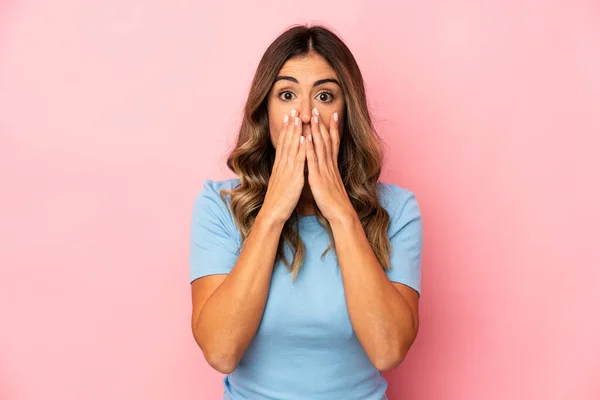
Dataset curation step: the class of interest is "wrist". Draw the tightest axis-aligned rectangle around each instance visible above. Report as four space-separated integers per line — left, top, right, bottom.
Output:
255 210 286 231
329 209 360 229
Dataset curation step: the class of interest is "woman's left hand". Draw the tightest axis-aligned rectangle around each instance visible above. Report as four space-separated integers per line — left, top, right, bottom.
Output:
305 108 356 223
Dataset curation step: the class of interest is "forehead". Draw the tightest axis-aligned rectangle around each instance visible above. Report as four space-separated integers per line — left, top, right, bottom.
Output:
277 54 338 82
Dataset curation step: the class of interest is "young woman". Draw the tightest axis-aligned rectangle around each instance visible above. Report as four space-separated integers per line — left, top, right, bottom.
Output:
189 24 423 400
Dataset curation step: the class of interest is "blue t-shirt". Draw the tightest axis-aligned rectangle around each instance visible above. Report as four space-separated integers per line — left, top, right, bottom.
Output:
189 178 423 400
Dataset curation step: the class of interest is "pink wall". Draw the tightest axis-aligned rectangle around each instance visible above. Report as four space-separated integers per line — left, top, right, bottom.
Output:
1 1 599 399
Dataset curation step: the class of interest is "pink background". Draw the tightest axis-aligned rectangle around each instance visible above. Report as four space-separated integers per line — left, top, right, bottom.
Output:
1 1 599 399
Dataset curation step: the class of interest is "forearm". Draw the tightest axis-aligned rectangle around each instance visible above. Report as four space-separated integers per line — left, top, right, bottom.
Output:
330 213 417 370
196 211 284 371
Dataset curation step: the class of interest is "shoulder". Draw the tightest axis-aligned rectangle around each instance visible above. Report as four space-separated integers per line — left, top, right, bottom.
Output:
194 177 241 208
376 181 420 216
199 177 242 198
191 177 242 237
376 181 422 237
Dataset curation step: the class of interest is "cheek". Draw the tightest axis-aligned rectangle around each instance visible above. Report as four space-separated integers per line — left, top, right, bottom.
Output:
271 133 282 150
268 115 278 147
270 124 278 146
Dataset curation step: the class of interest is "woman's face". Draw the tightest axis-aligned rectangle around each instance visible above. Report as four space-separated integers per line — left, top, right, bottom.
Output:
267 53 346 167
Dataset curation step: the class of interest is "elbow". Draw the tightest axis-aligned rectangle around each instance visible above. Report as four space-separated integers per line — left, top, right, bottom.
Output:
373 350 406 372
199 339 239 374
192 330 239 374
205 351 238 374
373 339 414 372
375 323 419 371
192 328 237 373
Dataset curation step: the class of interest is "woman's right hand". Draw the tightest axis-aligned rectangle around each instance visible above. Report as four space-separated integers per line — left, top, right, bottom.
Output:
259 110 307 225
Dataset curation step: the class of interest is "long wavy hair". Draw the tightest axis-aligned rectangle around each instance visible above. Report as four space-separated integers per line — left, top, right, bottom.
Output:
220 24 393 281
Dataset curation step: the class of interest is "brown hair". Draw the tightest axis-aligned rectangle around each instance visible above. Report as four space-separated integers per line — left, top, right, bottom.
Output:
221 23 392 280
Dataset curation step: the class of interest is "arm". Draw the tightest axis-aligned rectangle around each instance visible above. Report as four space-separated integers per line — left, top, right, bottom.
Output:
330 212 421 372
191 212 284 374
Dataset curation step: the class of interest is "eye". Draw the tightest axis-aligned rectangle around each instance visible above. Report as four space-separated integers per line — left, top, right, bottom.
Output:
277 90 295 101
317 92 334 102
276 90 335 103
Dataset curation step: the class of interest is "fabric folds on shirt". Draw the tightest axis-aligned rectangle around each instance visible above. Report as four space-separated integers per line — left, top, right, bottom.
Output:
189 178 423 400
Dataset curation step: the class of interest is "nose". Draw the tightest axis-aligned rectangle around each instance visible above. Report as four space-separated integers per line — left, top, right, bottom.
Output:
298 101 313 126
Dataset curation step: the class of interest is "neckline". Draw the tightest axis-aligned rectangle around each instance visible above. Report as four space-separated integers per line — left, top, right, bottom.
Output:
297 214 320 227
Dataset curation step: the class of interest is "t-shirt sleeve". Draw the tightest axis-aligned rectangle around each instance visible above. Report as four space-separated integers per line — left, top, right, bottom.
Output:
384 188 423 296
188 179 241 283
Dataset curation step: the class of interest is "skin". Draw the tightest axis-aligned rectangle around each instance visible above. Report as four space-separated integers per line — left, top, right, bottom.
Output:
191 51 420 375
266 52 346 216
265 52 420 370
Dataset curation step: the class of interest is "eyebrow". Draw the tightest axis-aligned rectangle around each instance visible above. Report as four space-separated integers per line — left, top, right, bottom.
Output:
274 75 341 88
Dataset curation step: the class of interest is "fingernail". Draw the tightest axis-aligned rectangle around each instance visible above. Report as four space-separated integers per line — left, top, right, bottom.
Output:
284 114 289 123
313 116 318 124
313 108 319 116
308 134 312 141
334 112 338 121
295 117 299 125
291 109 297 117
300 136 305 144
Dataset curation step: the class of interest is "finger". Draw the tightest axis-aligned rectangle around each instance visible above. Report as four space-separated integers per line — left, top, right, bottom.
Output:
289 115 302 159
305 131 318 173
275 112 292 166
329 112 340 167
275 113 290 152
310 112 326 171
314 108 332 160
281 109 297 161
296 132 306 169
